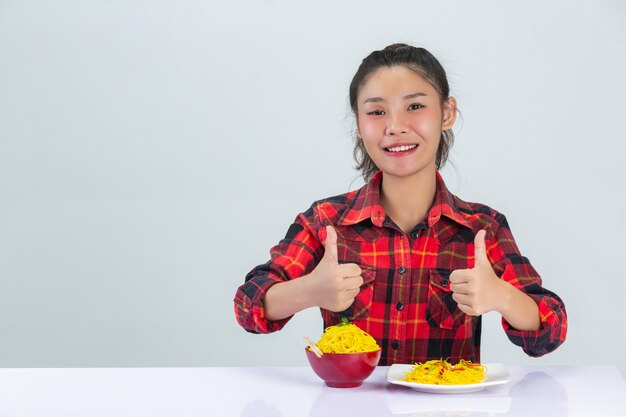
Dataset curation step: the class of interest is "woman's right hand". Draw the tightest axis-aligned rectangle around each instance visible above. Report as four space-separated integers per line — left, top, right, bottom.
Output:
308 226 363 312
262 226 363 321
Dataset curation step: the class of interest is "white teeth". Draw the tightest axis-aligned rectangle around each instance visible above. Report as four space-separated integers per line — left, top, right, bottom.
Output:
387 144 417 152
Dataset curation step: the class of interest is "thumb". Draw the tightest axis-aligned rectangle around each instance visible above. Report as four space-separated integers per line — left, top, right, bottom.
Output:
473 229 489 268
323 225 339 263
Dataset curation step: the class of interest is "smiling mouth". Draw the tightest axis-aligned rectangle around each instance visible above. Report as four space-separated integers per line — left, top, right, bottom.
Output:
385 144 418 153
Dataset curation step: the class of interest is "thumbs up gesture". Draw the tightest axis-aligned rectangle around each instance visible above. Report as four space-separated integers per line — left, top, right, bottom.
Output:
309 226 364 312
450 230 505 316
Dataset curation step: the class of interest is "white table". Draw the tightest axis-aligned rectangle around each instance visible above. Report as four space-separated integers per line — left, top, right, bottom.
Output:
0 365 625 416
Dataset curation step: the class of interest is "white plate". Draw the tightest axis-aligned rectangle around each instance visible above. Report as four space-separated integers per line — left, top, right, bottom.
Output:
386 363 510 394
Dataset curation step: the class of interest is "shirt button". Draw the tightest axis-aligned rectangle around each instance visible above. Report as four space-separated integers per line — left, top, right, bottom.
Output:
398 266 406 274
411 231 419 238
396 302 404 311
391 340 400 350
441 279 449 286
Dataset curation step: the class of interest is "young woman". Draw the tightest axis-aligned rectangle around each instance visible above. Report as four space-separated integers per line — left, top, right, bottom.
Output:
234 44 567 366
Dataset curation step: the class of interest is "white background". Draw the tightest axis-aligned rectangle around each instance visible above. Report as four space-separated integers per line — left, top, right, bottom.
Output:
1 0 625 376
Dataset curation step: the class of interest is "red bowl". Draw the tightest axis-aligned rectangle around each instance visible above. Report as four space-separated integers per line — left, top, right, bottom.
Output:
305 348 382 388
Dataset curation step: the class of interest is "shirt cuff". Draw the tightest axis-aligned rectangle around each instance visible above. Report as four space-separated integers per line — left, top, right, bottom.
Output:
234 277 292 334
501 295 566 357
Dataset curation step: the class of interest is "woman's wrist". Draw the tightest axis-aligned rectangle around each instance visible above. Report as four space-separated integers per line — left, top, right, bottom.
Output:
495 279 541 331
494 279 514 315
263 273 316 321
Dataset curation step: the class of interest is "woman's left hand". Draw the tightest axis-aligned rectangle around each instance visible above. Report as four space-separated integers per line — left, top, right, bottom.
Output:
449 230 506 316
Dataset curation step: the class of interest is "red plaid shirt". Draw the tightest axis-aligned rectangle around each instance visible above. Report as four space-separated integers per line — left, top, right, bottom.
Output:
234 171 567 365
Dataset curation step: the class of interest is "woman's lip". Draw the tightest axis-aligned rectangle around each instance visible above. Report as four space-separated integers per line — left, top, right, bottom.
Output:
383 144 419 157
384 143 418 149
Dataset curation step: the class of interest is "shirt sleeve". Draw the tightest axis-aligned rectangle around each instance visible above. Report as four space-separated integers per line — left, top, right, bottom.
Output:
233 206 324 334
488 213 568 357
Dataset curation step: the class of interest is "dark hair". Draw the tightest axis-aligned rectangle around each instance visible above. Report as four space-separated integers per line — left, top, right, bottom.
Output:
349 43 455 181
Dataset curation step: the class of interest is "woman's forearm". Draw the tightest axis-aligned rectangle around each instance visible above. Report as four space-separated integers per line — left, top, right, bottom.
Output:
497 280 541 331
262 274 316 321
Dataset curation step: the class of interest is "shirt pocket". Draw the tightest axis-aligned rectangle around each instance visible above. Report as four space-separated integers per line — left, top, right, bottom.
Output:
426 269 467 330
326 225 380 322
331 265 376 322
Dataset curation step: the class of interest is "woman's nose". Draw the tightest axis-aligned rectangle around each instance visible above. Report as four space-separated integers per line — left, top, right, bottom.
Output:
385 111 408 136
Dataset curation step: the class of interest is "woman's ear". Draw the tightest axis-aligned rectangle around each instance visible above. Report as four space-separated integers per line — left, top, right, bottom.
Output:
442 97 457 130
355 114 361 138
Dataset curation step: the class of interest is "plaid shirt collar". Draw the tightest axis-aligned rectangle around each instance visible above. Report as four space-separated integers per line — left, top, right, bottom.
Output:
337 170 472 231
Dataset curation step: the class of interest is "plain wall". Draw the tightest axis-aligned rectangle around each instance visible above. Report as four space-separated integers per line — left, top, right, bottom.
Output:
1 0 625 377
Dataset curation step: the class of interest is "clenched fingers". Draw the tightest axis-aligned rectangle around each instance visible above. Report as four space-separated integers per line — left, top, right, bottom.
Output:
450 281 470 295
452 292 470 305
343 275 364 290
339 263 362 278
452 293 480 316
449 269 470 284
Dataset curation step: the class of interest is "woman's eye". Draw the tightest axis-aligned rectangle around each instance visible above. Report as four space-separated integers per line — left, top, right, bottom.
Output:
408 103 424 111
367 110 385 116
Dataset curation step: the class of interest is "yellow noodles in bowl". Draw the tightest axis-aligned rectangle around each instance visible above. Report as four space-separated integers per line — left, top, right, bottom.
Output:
403 359 486 385
316 321 380 354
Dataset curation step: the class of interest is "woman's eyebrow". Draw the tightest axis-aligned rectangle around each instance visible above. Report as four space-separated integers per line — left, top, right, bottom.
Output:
404 92 427 100
362 96 384 104
362 92 427 104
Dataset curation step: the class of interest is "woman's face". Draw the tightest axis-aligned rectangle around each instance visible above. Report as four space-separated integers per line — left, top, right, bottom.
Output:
356 66 456 179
